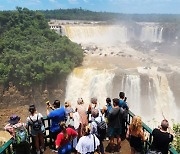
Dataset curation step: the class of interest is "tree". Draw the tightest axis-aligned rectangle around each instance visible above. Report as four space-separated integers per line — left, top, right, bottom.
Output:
173 123 180 153
0 8 83 91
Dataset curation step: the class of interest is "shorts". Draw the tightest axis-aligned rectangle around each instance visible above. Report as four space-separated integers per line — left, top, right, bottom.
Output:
31 125 45 136
108 127 122 137
58 142 72 154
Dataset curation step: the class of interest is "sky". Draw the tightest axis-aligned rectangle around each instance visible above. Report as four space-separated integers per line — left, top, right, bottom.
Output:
0 0 180 14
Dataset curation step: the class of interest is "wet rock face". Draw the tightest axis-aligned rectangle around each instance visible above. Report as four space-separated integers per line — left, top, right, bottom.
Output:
0 84 28 108
0 81 65 109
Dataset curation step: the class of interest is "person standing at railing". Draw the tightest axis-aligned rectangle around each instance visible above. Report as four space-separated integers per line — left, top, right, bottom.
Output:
102 97 112 141
27 104 45 154
149 119 174 154
76 98 88 138
126 115 147 154
88 97 103 123
91 109 106 154
55 121 78 154
119 91 129 140
4 115 30 154
106 98 124 153
102 97 112 122
64 101 74 128
46 100 66 151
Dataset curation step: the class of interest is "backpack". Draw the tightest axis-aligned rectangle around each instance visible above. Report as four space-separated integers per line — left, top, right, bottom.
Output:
105 105 112 117
15 126 28 144
122 108 128 120
95 117 107 140
29 114 42 131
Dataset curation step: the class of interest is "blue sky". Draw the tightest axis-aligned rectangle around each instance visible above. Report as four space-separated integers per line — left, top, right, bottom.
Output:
0 0 180 14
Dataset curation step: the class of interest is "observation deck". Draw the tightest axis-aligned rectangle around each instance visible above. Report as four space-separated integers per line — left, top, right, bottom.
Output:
0 111 178 154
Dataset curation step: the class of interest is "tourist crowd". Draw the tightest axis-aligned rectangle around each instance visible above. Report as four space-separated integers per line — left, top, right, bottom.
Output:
4 92 174 154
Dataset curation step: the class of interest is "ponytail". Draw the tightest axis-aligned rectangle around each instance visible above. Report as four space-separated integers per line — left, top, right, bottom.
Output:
60 122 68 139
84 125 91 136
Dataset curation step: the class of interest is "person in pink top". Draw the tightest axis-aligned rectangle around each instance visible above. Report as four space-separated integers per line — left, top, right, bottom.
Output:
76 98 88 138
55 122 78 154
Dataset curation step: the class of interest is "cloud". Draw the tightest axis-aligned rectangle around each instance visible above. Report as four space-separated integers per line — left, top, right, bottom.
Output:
83 0 89 2
108 0 176 6
49 0 57 2
68 0 78 4
28 0 41 4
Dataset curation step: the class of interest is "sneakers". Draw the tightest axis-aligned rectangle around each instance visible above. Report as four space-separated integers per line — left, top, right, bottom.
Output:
51 149 58 153
106 137 109 141
40 146 44 152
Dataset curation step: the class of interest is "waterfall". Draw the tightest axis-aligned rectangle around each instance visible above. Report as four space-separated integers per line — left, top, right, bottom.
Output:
121 75 141 115
64 25 129 44
63 22 179 127
151 73 178 122
65 68 115 108
65 66 179 126
140 25 163 43
64 24 164 44
137 67 178 126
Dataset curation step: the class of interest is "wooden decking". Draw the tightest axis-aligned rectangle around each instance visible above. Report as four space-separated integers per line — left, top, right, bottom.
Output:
44 139 131 154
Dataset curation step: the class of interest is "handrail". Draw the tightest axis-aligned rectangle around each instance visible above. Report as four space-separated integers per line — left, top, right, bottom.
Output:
0 110 178 154
127 110 178 154
0 138 14 154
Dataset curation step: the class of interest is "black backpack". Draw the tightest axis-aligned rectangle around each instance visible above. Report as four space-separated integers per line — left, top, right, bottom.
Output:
95 117 107 140
29 115 42 131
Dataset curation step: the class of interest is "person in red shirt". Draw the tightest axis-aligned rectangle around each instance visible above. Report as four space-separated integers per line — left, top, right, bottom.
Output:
55 121 78 154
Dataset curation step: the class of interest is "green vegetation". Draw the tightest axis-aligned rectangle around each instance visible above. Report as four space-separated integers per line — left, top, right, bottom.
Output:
41 8 180 23
0 7 83 90
173 123 180 153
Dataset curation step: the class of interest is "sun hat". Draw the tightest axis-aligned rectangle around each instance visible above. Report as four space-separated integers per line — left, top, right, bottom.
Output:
8 115 20 125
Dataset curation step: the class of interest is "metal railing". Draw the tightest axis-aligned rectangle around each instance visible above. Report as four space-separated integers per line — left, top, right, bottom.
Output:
126 110 178 154
0 111 178 154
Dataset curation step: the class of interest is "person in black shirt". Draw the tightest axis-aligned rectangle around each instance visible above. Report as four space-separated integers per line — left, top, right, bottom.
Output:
151 119 174 154
107 98 124 152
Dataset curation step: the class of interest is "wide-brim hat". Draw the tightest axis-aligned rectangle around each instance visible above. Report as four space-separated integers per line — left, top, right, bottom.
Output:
8 115 20 125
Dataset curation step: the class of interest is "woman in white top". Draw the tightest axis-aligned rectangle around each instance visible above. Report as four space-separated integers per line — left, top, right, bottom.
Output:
26 104 45 154
76 125 100 154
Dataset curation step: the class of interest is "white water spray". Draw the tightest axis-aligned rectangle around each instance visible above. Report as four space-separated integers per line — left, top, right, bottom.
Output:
65 68 115 109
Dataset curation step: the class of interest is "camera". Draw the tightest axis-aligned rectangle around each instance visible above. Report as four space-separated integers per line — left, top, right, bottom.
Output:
46 101 50 106
124 97 127 102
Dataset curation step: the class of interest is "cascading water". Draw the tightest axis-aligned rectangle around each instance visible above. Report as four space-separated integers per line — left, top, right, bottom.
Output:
121 75 141 115
65 68 115 108
64 25 129 44
63 22 179 127
64 23 163 44
140 26 163 43
137 67 178 126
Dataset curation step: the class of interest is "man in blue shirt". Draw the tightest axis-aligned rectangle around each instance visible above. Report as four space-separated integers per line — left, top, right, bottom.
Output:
119 92 128 110
46 100 66 150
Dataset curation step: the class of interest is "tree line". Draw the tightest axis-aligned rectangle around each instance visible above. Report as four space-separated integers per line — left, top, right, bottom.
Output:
40 8 180 23
0 7 83 91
